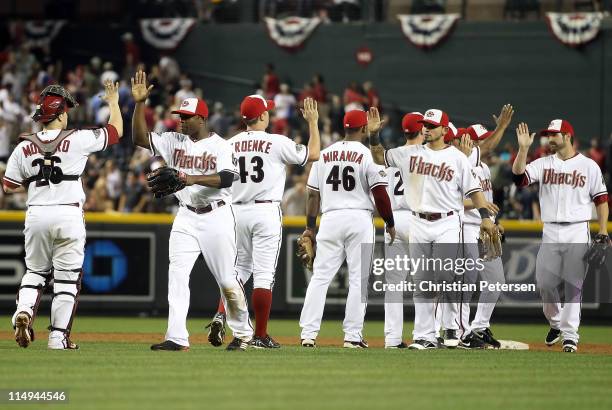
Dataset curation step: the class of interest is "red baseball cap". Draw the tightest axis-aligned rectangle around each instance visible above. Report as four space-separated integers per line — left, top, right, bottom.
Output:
443 122 458 143
401 112 423 133
419 109 450 127
540 119 574 137
467 124 493 141
172 98 209 118
240 95 275 120
344 110 368 129
455 127 467 139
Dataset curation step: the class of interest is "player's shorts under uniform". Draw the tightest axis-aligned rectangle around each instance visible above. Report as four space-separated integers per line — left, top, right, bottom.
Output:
300 141 386 342
519 152 607 343
383 167 411 347
460 160 504 336
228 130 309 290
3 126 119 348
149 131 253 346
384 144 481 344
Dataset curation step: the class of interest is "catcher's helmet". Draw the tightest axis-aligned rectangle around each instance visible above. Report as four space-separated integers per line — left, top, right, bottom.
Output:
32 85 78 123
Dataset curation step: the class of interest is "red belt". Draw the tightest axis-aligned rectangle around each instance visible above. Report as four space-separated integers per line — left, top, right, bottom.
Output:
186 200 226 214
412 211 454 221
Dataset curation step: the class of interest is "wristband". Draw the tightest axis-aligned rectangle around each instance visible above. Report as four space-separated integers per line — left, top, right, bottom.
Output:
478 208 491 219
306 216 317 230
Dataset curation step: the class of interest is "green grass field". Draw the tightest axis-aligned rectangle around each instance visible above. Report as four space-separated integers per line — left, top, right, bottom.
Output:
0 316 611 410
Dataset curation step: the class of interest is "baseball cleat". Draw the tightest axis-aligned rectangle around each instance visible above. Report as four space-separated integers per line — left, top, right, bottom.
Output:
150 340 189 351
442 329 460 348
301 338 316 348
545 328 561 346
458 332 486 349
14 312 33 348
385 342 408 349
250 335 281 349
562 340 577 353
205 312 226 347
473 328 501 349
408 340 438 350
226 337 249 351
343 340 369 349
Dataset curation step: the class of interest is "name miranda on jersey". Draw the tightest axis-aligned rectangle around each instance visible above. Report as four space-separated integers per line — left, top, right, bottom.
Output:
542 169 586 188
173 149 216 170
409 156 454 181
322 150 364 164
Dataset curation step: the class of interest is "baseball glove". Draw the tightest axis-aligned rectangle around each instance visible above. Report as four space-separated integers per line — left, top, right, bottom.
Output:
583 234 611 269
478 229 503 261
297 231 315 271
146 167 187 198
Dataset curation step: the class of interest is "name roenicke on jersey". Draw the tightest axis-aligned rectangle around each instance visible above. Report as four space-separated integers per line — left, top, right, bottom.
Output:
228 130 309 203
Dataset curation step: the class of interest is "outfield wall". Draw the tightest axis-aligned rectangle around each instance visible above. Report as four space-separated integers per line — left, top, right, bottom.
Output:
0 211 610 321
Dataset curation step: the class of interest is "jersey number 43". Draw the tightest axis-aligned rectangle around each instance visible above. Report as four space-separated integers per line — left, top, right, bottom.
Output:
238 156 264 183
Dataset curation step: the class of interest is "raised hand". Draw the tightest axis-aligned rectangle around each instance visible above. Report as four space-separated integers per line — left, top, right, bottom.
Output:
101 80 119 105
458 134 473 156
493 104 514 129
367 107 385 134
300 97 318 124
516 122 535 149
131 70 153 103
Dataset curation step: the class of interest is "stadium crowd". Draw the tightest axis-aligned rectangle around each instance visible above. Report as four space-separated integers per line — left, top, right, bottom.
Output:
0 42 610 219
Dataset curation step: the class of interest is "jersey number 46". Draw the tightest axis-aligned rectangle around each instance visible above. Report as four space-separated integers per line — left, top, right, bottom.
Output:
326 165 355 191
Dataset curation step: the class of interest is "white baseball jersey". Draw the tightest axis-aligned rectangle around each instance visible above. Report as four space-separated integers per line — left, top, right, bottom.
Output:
464 162 493 225
384 145 481 213
3 127 118 206
386 167 409 210
148 131 236 207
524 153 607 223
468 145 481 168
228 130 308 203
307 141 387 213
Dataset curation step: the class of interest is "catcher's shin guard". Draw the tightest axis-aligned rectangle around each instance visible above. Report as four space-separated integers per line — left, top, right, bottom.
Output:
12 267 52 345
49 269 82 348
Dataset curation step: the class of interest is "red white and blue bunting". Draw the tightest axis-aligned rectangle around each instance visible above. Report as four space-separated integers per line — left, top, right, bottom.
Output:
9 20 66 48
139 18 196 50
264 17 321 51
545 12 606 47
397 14 460 49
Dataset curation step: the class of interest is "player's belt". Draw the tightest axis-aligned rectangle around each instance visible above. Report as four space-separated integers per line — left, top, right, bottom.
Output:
28 203 80 208
411 211 454 221
233 200 278 205
185 200 226 214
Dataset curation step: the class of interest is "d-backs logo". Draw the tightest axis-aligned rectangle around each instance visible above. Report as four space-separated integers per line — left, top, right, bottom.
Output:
409 156 454 181
542 169 586 188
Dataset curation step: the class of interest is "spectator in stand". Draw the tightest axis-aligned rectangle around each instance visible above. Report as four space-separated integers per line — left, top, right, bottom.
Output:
122 32 141 66
298 82 315 102
273 83 296 135
282 175 308 216
0 113 9 163
363 81 380 110
588 138 606 171
101 61 119 86
532 135 551 159
343 81 367 112
105 160 122 210
174 77 196 103
510 184 541 220
262 63 280 99
312 74 327 103
209 102 231 137
118 171 149 212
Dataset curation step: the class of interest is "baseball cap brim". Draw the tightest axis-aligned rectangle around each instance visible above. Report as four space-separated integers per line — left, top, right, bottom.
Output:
171 109 198 116
477 131 493 140
539 128 561 136
419 119 445 127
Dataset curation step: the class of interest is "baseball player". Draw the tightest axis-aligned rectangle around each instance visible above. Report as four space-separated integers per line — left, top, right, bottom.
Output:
5 81 123 349
383 112 423 349
512 120 608 353
207 95 321 349
453 125 506 348
131 70 253 351
370 108 498 349
299 108 395 348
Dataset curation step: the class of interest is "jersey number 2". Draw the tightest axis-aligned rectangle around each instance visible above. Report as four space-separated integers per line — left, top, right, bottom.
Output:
394 170 404 195
238 156 264 183
326 165 355 191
